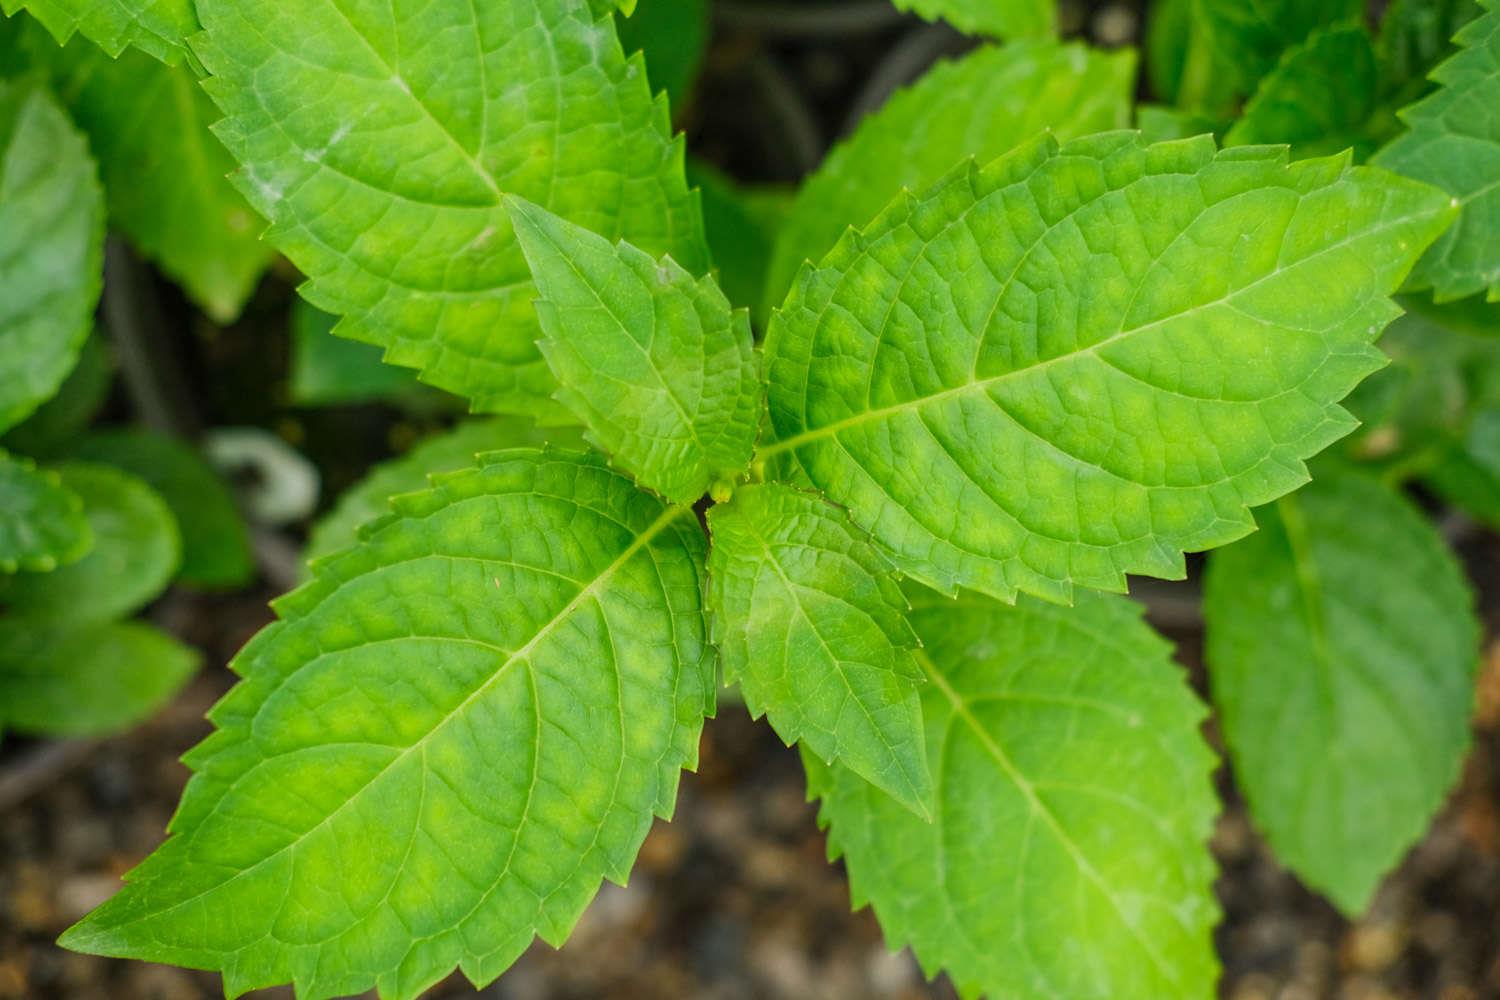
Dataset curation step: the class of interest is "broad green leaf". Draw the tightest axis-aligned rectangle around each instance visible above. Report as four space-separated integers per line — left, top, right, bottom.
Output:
70 429 252 590
1377 0 1484 97
1194 0 1363 87
0 0 195 64
288 300 426 407
1146 0 1240 113
1224 24 1382 158
0 618 198 736
63 450 713 999
0 450 89 573
304 417 584 567
762 132 1455 603
1204 470 1478 913
509 197 759 504
706 482 931 816
806 590 1219 999
890 0 1053 39
8 23 273 322
1373 0 1500 301
194 0 707 417
689 160 792 318
615 0 707 111
1 331 111 457
763 41 1134 316
0 462 178 623
0 79 103 434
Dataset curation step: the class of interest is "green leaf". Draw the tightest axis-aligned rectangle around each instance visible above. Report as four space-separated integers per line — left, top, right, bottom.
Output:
806 590 1219 999
1 331 112 457
0 618 198 737
0 462 179 623
1427 408 1500 523
763 41 1134 316
615 0 707 111
0 0 195 64
0 450 90 573
1204 470 1478 913
62 449 712 999
304 417 585 567
890 0 1053 39
288 300 427 407
1195 0 1363 87
508 197 759 504
706 482 931 817
1136 104 1226 144
1377 0 1484 97
0 79 103 435
1224 24 1382 158
194 0 707 417
9 24 273 322
1146 0 1240 113
69 429 252 590
1373 0 1500 301
762 132 1455 603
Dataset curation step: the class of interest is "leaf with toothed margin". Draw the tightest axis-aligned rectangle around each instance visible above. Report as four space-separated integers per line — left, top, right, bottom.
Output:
60 449 714 1000
706 482 932 817
761 131 1456 604
0 0 196 64
1374 0 1500 301
805 589 1221 999
1204 468 1479 914
508 197 759 504
0 451 90 574
0 79 103 435
191 0 708 419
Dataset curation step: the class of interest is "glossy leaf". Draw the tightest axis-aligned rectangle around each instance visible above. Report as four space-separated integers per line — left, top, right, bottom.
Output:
1374 0 1500 301
0 79 103 434
303 418 584 567
763 41 1134 316
0 450 90 573
762 132 1455 603
70 429 253 590
0 462 178 623
806 590 1219 999
194 0 707 416
63 450 713 999
0 0 195 63
891 0 1053 39
1204 470 1478 913
0 618 198 736
706 482 931 816
509 197 759 504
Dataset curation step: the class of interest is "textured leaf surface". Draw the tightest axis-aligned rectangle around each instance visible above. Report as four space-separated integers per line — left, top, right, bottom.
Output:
63 450 713 999
194 0 707 416
0 618 198 736
0 79 103 434
1204 470 1478 913
510 198 758 504
0 462 178 623
762 132 1455 602
763 42 1133 315
706 483 930 816
806 590 1219 999
10 24 274 321
70 430 252 590
891 0 1052 39
304 418 584 567
0 451 89 573
1225 24 1381 157
0 0 195 63
1374 0 1500 301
